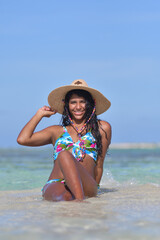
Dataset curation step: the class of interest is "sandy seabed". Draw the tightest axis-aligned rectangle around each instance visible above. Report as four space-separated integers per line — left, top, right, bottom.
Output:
0 184 160 240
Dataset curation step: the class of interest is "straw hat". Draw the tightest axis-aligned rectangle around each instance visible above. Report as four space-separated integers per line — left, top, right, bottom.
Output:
48 79 111 115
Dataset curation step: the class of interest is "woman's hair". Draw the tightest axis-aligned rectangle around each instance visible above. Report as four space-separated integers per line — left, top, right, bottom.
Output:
61 89 103 156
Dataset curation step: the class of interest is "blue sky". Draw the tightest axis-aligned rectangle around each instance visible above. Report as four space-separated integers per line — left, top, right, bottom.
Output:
0 0 160 147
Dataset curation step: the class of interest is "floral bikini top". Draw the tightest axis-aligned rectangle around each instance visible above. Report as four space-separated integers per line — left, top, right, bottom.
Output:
53 126 98 162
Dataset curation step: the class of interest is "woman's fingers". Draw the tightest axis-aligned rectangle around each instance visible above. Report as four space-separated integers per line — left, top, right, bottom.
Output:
37 106 57 117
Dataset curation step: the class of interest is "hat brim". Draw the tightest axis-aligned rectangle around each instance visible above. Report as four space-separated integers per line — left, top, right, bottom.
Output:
48 85 111 115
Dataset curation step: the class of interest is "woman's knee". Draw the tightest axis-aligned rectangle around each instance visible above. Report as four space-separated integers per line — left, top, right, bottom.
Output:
58 150 73 159
57 151 75 166
42 182 72 201
42 184 73 201
63 190 74 201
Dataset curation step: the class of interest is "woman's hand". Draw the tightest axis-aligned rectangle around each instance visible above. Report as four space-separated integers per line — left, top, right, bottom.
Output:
37 106 57 118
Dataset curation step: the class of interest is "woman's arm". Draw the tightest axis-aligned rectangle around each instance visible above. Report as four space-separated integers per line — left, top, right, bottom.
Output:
17 106 56 146
94 121 112 184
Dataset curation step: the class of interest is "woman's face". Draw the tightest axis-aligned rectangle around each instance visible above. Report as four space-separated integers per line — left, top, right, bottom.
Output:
68 94 86 121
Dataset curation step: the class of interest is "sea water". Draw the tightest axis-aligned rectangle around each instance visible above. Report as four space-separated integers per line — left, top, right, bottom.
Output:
0 146 160 240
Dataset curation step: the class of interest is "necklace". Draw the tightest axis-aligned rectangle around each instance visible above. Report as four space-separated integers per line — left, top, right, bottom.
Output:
67 105 96 160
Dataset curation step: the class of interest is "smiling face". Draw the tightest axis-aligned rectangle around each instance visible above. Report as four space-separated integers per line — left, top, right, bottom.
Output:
68 94 86 122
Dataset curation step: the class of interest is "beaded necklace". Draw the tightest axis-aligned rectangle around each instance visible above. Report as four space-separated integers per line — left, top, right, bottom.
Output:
67 105 96 160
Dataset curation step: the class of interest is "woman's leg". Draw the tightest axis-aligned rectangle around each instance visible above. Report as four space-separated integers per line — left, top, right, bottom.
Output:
43 150 97 201
42 182 74 201
57 150 97 200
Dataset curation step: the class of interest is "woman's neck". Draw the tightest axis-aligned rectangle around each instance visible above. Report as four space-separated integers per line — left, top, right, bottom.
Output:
71 119 86 127
69 118 87 135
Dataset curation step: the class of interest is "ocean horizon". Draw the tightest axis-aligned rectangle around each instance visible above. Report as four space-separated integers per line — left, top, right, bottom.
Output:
1 141 160 150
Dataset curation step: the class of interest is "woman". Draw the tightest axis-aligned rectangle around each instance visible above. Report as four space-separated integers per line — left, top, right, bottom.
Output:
17 79 111 201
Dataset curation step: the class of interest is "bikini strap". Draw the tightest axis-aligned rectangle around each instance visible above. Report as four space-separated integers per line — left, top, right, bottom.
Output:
63 126 67 132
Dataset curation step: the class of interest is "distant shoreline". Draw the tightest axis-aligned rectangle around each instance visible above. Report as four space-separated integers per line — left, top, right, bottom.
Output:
110 142 160 149
0 143 160 150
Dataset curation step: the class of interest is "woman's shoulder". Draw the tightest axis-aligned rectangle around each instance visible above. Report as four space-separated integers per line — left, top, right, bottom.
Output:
98 120 112 144
49 125 64 133
47 125 65 144
98 120 111 133
46 125 64 136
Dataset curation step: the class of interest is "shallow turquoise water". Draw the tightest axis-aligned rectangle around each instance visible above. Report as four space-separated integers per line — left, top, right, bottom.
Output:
0 146 160 190
0 146 160 240
0 147 52 190
105 148 160 185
